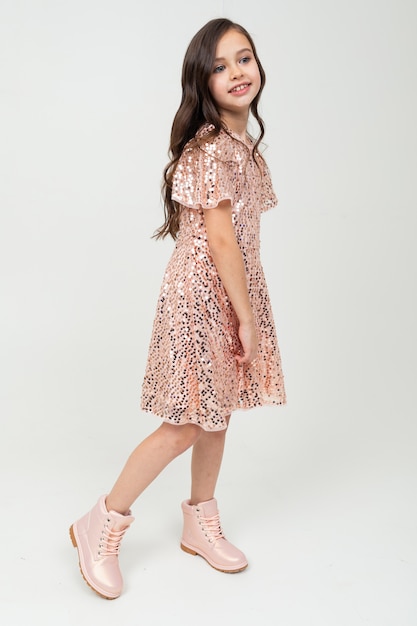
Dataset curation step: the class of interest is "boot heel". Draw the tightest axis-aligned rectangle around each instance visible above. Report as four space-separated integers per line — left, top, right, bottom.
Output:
69 524 77 548
181 543 197 556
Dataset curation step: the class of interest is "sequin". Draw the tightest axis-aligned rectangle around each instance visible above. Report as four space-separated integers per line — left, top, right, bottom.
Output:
141 124 286 431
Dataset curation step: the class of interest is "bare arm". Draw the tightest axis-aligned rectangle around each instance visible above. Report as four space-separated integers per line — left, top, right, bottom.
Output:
203 200 257 364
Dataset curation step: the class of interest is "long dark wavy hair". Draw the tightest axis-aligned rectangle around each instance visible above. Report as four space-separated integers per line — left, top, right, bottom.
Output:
154 18 267 240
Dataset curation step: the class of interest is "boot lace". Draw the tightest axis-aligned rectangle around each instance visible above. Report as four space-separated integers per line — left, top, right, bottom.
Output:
98 519 128 557
197 509 225 543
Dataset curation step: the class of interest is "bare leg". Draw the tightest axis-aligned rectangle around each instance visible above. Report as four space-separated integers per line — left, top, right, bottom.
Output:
106 422 201 515
190 416 230 505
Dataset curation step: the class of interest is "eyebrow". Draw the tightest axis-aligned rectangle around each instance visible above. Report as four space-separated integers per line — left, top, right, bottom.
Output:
214 48 253 63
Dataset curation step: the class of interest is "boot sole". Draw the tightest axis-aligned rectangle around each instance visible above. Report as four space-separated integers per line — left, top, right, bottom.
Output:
69 525 119 600
180 542 248 573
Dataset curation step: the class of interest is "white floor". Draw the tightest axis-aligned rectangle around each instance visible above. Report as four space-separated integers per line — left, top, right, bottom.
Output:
2 398 416 626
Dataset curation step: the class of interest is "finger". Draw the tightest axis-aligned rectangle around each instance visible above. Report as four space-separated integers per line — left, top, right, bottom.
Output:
235 351 251 364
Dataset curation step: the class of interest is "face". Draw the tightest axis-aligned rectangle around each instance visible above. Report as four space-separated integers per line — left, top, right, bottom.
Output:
208 29 261 122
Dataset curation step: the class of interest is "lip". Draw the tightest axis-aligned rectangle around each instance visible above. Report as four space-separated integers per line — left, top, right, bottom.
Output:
228 82 251 95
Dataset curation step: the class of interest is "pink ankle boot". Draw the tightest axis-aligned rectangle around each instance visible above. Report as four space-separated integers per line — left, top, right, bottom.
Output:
69 495 134 599
180 498 248 573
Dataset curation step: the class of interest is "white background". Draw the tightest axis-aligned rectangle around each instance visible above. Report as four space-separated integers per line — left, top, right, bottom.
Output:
1 0 416 624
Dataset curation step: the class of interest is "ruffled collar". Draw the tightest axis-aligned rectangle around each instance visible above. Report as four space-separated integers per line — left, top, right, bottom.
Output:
194 123 254 164
197 123 252 148
223 125 254 150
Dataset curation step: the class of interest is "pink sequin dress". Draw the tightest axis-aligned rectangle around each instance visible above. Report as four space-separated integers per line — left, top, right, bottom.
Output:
141 124 286 431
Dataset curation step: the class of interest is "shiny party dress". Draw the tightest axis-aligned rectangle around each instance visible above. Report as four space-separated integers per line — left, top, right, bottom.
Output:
141 124 286 431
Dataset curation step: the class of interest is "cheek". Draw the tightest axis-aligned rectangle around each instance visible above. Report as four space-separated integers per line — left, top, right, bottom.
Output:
251 67 262 96
253 66 261 87
208 76 221 99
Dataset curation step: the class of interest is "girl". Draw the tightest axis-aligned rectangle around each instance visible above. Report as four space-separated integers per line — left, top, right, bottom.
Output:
70 17 286 599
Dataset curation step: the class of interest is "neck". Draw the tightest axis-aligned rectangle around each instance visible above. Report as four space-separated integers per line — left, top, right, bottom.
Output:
221 112 249 141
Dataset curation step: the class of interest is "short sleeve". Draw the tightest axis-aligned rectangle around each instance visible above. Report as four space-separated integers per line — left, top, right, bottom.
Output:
260 159 278 212
171 135 236 210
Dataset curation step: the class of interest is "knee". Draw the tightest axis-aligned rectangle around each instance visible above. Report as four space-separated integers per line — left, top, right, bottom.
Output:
160 423 201 456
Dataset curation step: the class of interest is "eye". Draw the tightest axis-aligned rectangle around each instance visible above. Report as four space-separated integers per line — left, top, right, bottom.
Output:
213 64 226 73
240 56 251 65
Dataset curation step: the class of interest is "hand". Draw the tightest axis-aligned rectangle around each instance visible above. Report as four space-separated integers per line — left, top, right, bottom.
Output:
235 320 258 365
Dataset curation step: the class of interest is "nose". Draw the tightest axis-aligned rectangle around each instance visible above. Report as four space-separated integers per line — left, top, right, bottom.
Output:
230 63 243 80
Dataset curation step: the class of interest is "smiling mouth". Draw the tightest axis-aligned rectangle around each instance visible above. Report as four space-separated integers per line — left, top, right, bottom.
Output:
229 83 250 93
